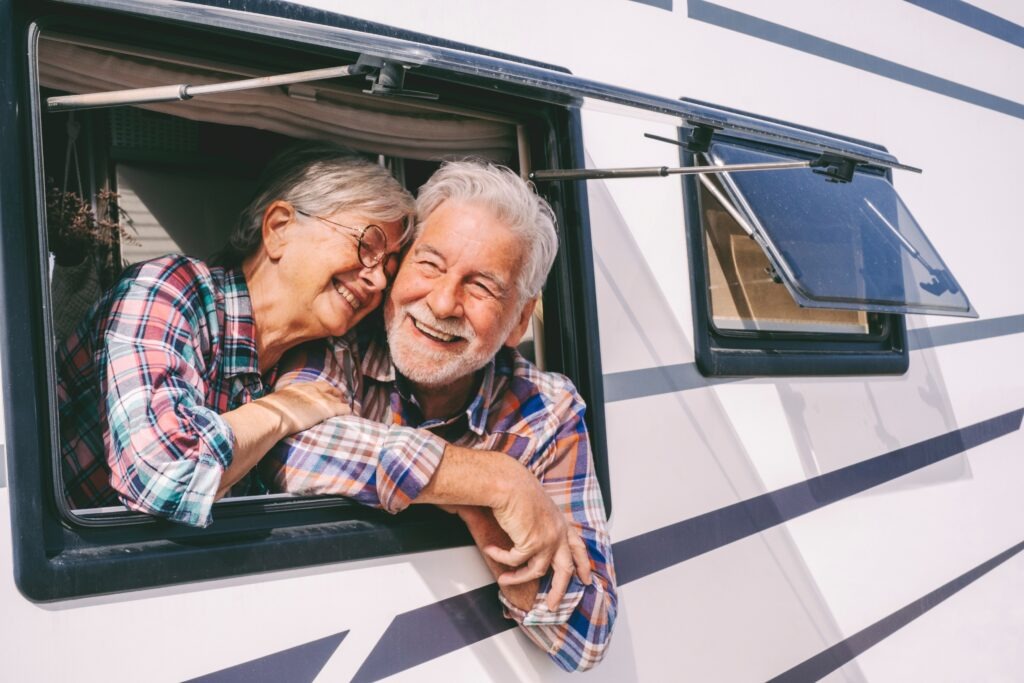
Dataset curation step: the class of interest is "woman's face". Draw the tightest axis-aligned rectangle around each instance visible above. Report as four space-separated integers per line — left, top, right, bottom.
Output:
276 206 405 340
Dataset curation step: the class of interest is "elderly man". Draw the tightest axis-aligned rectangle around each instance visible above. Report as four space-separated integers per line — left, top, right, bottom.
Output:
263 161 616 671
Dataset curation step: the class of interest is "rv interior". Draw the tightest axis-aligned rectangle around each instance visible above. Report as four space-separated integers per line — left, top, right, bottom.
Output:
35 26 548 517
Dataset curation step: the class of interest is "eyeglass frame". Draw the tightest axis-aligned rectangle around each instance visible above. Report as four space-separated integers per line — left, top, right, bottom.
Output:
294 208 392 271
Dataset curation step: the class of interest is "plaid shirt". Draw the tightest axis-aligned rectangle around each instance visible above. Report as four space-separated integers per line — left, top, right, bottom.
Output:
263 330 617 672
58 255 272 527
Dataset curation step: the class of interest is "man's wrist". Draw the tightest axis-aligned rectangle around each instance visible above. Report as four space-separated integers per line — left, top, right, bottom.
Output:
478 449 530 510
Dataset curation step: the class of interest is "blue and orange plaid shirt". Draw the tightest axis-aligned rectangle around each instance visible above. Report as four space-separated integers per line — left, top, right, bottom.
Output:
58 255 272 527
263 330 617 671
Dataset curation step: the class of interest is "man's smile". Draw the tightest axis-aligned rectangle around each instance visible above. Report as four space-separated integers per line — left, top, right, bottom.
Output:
411 315 464 343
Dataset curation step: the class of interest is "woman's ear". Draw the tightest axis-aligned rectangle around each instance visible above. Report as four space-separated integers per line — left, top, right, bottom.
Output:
261 200 296 260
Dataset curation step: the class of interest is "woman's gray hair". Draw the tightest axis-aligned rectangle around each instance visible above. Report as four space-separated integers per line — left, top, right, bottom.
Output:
415 160 558 300
230 143 415 261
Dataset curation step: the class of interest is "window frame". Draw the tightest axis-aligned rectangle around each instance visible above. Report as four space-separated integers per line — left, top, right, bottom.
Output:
680 136 911 377
4 1 608 601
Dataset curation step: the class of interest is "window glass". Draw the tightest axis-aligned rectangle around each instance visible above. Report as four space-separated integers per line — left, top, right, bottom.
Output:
706 142 975 318
698 175 874 335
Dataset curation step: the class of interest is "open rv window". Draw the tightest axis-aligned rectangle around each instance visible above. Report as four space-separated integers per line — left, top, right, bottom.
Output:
680 133 974 376
705 141 973 318
6 4 606 600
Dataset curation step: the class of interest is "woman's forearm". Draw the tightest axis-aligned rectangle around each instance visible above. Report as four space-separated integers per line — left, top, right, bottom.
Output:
218 381 347 498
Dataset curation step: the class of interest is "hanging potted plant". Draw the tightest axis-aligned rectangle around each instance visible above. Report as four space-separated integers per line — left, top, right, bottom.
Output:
45 181 137 275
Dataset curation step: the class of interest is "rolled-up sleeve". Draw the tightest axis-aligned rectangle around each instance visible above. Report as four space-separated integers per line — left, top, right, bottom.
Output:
265 414 445 513
263 339 447 513
499 388 617 672
101 276 233 527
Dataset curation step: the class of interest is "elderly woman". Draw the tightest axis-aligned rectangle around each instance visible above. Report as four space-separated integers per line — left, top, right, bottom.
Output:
56 145 414 527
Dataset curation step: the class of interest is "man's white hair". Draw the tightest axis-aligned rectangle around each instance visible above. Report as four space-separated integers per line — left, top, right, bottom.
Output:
414 160 558 300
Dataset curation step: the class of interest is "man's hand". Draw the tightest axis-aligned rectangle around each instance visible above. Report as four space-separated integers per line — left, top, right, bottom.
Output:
456 505 592 611
482 467 592 610
414 446 590 609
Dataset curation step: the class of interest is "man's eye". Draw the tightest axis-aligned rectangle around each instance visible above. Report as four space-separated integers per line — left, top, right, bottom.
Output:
468 281 496 299
418 260 442 275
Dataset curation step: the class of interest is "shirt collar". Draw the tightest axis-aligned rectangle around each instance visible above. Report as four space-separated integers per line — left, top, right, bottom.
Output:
362 327 516 436
219 266 261 378
361 322 396 383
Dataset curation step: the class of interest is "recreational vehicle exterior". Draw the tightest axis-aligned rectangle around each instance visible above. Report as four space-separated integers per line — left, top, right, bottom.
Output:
1 0 1021 680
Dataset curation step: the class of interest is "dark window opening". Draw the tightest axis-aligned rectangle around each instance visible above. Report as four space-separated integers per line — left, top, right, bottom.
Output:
4 6 606 600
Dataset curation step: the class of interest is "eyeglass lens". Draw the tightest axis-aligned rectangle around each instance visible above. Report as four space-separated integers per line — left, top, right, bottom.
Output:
358 224 388 269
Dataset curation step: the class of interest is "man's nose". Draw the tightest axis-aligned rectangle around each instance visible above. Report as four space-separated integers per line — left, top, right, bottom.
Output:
425 274 463 319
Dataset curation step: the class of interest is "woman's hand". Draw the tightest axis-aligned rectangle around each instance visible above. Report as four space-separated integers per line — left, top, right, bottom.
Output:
261 380 350 435
217 381 349 498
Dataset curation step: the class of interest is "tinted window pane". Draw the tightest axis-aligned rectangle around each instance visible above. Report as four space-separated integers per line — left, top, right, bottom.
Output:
708 142 975 318
699 177 872 334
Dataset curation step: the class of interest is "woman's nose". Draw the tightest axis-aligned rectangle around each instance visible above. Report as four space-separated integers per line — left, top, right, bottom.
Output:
360 260 389 291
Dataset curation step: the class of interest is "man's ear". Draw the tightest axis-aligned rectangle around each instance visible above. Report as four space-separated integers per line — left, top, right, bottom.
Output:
261 200 296 260
503 296 538 347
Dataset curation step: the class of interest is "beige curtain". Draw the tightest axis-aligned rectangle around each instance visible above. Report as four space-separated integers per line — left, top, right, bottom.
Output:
38 35 517 162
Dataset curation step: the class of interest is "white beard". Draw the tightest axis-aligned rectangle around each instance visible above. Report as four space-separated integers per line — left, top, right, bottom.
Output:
386 300 515 388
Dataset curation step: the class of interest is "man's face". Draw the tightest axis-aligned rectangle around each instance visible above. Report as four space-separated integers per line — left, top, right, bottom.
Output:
384 200 533 389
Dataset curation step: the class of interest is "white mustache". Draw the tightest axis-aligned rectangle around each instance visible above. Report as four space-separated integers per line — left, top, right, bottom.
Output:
405 301 476 340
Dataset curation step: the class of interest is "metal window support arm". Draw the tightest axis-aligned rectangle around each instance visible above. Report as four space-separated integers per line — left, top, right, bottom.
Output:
529 154 856 182
531 128 864 183
529 160 811 181
45 54 435 113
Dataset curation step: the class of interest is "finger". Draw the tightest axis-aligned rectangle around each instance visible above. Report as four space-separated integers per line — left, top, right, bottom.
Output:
483 544 530 568
498 556 548 586
568 533 592 585
546 551 573 611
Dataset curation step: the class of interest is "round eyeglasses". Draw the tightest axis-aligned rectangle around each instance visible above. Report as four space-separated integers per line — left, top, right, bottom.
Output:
295 209 390 271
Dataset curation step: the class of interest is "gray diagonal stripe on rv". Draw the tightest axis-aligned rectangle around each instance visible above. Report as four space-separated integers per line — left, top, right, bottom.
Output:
185 630 347 683
614 408 1023 583
907 314 1024 351
687 0 1024 120
904 0 1024 49
629 0 674 10
603 363 741 402
351 409 1022 682
769 539 1024 682
0 444 6 488
604 314 1024 402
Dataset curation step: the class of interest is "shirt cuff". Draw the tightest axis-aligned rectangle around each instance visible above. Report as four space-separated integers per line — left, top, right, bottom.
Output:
499 573 586 626
376 427 446 513
129 406 232 527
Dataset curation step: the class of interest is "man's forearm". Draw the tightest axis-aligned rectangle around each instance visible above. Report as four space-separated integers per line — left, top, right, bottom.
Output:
413 445 525 509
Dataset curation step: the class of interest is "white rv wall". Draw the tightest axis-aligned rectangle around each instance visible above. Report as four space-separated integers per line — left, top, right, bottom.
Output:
3 1 1021 681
